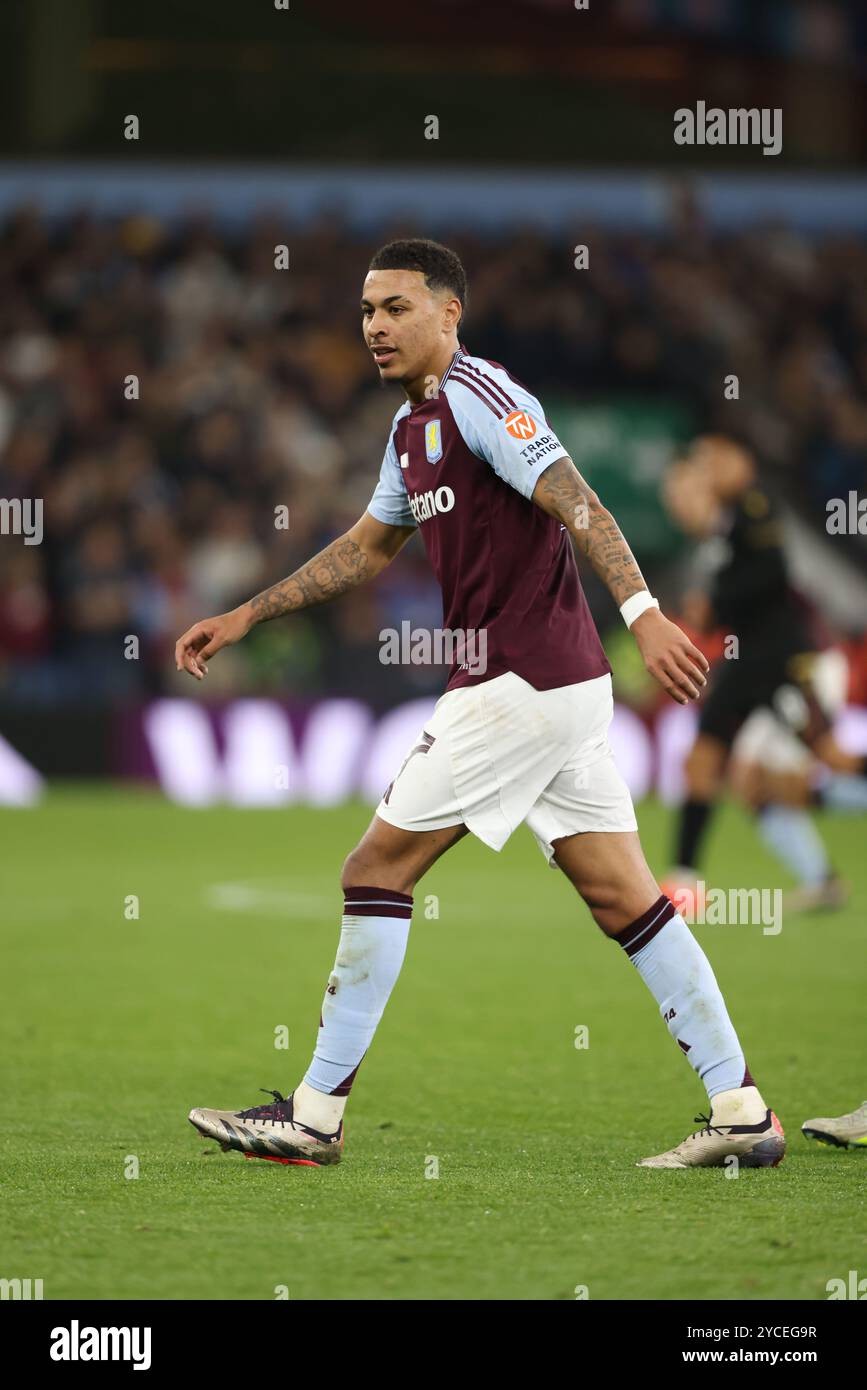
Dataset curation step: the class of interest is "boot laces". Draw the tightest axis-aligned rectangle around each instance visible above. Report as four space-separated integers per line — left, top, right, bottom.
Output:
236 1088 292 1126
688 1112 726 1142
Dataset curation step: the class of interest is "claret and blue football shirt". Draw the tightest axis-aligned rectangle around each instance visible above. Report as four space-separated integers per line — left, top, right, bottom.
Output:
367 345 611 693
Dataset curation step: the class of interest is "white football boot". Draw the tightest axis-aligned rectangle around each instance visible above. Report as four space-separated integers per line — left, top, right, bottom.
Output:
801 1101 867 1149
638 1088 785 1168
189 1088 344 1166
783 875 849 915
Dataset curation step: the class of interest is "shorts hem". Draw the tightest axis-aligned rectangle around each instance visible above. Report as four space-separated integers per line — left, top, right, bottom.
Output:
533 814 639 868
375 803 466 836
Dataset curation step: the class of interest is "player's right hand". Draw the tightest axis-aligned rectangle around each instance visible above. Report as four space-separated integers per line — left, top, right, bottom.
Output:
631 607 709 705
175 606 252 680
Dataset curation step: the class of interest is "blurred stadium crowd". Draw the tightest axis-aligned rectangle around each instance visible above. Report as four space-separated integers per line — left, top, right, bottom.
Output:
0 202 865 707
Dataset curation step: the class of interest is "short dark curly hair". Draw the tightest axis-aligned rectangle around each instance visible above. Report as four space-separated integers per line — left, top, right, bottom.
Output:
368 238 467 326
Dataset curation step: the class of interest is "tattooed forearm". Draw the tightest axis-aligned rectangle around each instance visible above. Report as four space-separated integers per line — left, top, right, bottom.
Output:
578 507 647 607
249 537 371 624
532 456 647 607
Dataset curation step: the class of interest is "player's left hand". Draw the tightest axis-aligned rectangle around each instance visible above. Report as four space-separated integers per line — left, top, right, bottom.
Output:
631 609 709 704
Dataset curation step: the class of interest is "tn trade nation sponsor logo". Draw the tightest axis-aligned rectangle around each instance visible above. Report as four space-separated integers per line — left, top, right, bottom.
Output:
408 485 455 523
504 409 536 441
519 431 562 464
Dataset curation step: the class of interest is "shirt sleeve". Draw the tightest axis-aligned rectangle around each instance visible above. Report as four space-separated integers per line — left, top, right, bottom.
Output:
448 382 570 500
367 428 417 529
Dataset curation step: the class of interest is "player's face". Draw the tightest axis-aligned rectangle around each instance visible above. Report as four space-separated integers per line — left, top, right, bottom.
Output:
361 269 454 385
690 436 753 498
663 460 719 537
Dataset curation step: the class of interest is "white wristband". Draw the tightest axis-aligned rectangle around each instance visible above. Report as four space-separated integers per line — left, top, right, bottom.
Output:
620 591 659 629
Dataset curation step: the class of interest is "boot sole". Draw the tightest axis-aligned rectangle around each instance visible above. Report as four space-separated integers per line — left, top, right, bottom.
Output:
189 1113 343 1166
802 1127 866 1150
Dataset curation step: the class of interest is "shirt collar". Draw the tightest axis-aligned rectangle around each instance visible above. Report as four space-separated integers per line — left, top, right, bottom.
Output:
438 344 465 391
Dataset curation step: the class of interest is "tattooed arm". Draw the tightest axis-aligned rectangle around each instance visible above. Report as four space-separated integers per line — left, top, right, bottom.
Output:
175 512 415 681
532 455 708 705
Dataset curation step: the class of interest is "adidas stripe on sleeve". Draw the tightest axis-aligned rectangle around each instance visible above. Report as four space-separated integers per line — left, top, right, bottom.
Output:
445 358 570 499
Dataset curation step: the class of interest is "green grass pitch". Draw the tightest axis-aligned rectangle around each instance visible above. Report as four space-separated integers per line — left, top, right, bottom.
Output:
2 787 864 1301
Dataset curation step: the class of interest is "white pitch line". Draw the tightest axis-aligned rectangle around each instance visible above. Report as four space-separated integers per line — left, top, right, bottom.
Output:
207 881 332 916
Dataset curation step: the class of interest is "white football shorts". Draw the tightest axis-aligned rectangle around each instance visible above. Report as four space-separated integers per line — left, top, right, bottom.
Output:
731 648 849 774
375 670 637 867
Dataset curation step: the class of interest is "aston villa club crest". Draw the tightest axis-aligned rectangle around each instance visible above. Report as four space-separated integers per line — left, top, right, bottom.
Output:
425 419 443 464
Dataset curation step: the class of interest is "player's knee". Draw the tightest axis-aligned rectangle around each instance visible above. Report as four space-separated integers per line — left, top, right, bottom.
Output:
340 845 414 895
340 846 378 892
